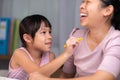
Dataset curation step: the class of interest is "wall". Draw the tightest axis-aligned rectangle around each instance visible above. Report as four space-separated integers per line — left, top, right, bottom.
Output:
0 0 3 16
0 0 82 56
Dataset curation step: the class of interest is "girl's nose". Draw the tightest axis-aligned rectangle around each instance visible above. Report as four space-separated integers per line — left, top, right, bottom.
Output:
47 33 52 39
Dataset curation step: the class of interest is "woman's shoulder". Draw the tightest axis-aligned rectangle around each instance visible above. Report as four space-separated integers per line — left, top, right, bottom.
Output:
109 27 120 39
113 29 120 36
104 27 120 49
70 27 88 38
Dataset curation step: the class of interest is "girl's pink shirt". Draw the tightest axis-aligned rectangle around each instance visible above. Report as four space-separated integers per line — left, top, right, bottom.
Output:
7 47 49 80
63 26 120 79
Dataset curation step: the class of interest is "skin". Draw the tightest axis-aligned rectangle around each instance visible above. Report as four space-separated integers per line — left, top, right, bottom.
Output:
80 0 111 52
10 22 55 76
29 0 116 80
10 21 79 77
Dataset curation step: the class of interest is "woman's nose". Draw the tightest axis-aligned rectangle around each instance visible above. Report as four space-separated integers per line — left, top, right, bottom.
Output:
80 2 86 10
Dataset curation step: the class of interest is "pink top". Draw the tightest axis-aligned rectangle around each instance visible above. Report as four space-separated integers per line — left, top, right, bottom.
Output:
63 26 120 79
7 47 50 80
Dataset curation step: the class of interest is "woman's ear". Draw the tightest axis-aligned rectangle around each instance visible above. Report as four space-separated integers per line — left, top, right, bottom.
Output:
103 5 114 17
23 34 32 43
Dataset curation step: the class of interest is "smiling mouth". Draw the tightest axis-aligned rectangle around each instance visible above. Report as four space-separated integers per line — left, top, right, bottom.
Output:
80 13 87 17
45 42 52 46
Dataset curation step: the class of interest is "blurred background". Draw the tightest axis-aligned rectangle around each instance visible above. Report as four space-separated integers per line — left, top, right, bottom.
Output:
0 0 82 77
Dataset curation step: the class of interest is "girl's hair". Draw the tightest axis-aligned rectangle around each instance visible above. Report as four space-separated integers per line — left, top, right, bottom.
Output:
101 0 120 30
19 14 52 47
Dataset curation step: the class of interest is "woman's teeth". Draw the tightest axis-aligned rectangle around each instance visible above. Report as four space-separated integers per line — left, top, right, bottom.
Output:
80 13 87 17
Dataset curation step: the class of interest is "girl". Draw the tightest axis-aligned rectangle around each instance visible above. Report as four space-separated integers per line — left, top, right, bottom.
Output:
7 14 79 80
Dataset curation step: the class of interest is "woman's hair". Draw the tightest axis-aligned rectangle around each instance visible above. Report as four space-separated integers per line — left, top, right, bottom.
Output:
101 0 120 30
19 14 52 47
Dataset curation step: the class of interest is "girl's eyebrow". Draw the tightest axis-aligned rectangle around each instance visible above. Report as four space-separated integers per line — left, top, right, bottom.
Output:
39 26 46 30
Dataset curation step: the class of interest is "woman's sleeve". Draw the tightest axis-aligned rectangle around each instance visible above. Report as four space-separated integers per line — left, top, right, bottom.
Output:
63 55 76 74
62 28 84 74
98 35 120 78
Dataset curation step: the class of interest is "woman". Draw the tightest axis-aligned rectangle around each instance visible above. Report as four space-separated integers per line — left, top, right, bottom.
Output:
29 0 120 80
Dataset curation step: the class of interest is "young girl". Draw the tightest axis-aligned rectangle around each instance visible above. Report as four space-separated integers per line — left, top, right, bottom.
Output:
7 14 80 80
7 14 55 80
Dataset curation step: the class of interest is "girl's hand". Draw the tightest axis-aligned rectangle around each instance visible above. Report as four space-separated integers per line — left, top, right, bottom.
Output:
64 37 82 55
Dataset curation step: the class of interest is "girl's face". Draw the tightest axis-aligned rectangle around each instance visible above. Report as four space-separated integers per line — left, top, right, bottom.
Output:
80 0 105 28
32 22 52 52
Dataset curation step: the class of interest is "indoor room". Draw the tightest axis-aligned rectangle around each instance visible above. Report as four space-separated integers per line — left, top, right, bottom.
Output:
0 0 120 80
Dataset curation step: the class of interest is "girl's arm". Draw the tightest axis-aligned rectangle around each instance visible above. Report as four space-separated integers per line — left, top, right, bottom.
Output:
12 37 79 76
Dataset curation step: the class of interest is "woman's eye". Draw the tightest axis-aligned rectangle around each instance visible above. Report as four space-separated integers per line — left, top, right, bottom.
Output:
82 0 90 4
82 0 85 3
87 0 91 4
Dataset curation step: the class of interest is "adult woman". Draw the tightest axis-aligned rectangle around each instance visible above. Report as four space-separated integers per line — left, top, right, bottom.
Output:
29 0 120 80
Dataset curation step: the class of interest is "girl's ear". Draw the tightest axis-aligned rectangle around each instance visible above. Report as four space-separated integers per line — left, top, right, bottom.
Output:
23 34 32 43
103 5 114 17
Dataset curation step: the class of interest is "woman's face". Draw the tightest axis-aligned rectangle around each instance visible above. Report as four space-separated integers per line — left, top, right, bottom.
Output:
80 0 105 28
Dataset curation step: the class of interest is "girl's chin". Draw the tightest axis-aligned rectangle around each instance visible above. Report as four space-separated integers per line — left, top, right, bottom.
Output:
45 49 51 52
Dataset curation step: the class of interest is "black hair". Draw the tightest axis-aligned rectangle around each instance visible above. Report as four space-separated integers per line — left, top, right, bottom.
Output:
101 0 120 30
19 14 52 47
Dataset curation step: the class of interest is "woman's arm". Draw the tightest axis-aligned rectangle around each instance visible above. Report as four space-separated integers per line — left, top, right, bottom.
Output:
29 70 115 80
29 35 120 80
59 70 75 78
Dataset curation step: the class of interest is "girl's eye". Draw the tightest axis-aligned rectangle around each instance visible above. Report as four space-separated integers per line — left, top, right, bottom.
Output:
40 30 52 35
41 31 46 34
49 31 52 34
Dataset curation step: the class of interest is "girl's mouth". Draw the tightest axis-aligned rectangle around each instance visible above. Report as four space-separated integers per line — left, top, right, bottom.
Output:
45 42 52 47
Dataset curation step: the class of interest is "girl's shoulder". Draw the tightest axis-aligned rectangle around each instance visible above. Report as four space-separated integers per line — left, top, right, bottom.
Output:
12 47 32 62
13 47 28 56
10 47 30 69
